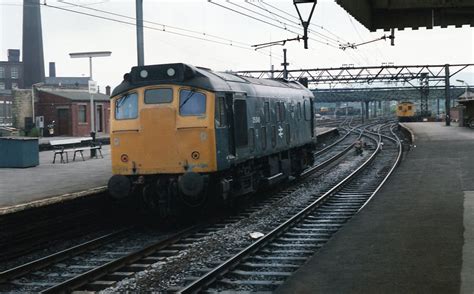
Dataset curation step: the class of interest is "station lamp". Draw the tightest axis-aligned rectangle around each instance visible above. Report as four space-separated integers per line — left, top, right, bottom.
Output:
293 0 317 49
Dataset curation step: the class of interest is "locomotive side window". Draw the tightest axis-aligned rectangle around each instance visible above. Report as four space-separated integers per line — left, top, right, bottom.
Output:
115 92 138 120
285 124 291 144
280 103 286 121
234 99 248 147
276 103 281 122
297 102 302 120
303 100 311 121
261 126 267 149
215 96 227 127
179 89 206 116
145 88 173 104
271 125 277 147
264 102 270 122
248 128 255 151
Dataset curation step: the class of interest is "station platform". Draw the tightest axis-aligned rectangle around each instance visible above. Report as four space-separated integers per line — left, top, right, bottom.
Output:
0 145 111 214
277 122 474 294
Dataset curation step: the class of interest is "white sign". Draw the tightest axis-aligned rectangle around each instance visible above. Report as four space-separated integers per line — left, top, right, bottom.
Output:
278 126 284 138
88 80 98 94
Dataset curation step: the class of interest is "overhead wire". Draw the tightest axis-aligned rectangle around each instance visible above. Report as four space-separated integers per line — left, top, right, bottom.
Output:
59 0 251 48
248 1 342 45
260 0 347 43
33 1 283 60
208 0 339 49
226 0 341 46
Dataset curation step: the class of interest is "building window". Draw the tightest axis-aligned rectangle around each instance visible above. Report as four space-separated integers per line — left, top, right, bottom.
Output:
10 67 19 79
11 83 18 89
78 105 87 123
0 67 4 78
0 82 4 90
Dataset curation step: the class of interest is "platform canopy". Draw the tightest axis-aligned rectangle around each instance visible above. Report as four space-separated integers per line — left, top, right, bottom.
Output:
336 0 474 31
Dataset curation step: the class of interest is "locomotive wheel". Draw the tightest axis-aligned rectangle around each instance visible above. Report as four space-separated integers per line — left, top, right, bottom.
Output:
468 118 474 129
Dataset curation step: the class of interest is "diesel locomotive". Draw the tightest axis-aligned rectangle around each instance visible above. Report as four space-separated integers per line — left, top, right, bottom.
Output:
108 63 316 215
396 101 417 121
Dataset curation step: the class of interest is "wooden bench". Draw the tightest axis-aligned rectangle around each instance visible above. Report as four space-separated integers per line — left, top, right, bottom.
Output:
50 137 103 163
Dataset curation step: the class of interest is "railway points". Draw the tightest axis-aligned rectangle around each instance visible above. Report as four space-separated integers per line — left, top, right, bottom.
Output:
276 122 474 293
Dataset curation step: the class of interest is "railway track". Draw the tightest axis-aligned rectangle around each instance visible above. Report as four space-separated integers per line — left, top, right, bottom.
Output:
177 123 402 293
0 122 392 292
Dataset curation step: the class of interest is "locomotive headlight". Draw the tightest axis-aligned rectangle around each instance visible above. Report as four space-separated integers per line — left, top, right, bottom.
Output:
167 68 176 77
140 70 148 78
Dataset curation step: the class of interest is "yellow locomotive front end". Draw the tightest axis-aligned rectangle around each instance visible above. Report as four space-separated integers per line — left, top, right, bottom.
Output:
396 101 415 121
108 67 218 211
110 86 216 175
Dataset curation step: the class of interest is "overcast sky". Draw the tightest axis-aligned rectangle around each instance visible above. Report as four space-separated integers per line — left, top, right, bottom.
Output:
1 0 473 91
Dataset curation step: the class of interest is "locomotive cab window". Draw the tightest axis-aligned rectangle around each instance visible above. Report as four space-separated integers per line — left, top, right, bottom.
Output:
179 89 206 116
115 92 138 120
145 88 173 104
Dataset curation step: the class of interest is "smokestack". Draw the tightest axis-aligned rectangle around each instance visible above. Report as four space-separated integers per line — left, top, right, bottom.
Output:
23 0 45 87
106 85 111 96
49 62 56 77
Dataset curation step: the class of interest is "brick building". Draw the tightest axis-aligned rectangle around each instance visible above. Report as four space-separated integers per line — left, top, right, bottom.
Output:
36 88 110 136
0 49 24 125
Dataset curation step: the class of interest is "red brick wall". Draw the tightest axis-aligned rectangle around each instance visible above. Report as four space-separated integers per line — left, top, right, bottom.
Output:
36 91 110 137
36 92 71 136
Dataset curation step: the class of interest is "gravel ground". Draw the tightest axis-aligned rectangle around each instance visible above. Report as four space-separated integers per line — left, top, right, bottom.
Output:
105 148 370 292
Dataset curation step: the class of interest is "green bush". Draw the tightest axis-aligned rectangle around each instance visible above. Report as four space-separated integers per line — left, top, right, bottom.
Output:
28 127 40 137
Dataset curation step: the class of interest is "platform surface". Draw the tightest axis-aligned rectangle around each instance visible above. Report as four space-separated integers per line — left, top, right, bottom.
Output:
0 145 111 209
277 122 474 294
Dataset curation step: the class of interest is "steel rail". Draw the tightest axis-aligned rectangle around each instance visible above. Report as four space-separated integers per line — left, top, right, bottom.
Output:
178 129 383 293
0 228 131 283
40 225 203 293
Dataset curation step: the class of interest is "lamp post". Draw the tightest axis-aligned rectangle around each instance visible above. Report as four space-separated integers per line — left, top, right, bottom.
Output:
69 51 111 134
456 79 469 99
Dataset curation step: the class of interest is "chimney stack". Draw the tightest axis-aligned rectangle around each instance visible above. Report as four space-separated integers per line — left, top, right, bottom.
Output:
49 62 56 77
23 0 45 87
106 85 111 96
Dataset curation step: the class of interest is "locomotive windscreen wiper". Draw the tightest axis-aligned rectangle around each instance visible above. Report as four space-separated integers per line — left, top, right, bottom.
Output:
179 89 196 111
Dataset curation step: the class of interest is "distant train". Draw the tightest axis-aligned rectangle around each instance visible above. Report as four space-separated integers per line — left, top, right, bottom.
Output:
396 101 417 122
107 63 317 216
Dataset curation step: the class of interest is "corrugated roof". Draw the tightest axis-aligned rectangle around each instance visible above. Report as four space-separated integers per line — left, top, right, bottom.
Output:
39 89 110 101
